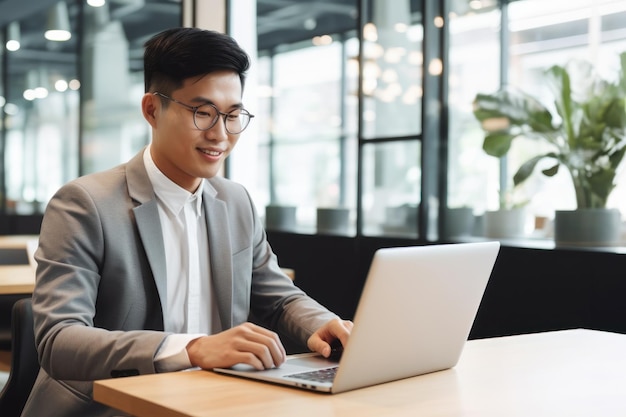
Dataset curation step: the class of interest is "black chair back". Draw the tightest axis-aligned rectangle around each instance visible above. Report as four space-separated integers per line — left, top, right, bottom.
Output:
0 295 31 351
0 298 39 417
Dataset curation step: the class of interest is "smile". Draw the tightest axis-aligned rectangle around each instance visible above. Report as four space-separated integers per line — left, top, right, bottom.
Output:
199 148 222 157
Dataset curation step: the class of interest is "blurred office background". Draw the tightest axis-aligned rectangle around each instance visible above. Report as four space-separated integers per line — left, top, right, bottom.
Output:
2 0 626 331
1 0 625 239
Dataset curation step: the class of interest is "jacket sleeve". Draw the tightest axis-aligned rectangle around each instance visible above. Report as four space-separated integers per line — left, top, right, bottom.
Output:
33 176 169 383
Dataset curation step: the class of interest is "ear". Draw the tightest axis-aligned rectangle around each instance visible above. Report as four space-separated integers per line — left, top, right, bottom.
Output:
141 93 159 128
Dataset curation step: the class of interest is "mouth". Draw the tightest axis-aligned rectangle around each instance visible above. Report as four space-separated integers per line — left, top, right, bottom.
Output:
198 148 223 158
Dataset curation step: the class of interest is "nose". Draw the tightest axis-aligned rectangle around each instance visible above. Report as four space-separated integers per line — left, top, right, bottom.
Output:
205 116 229 141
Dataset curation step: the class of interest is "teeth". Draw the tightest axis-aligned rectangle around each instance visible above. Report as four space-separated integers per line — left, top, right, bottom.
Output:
200 149 221 156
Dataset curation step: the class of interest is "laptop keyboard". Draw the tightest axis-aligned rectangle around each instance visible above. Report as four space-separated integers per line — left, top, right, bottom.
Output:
284 366 338 383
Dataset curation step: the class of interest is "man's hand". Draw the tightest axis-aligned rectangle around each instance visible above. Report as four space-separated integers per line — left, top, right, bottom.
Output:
186 322 286 370
307 318 353 358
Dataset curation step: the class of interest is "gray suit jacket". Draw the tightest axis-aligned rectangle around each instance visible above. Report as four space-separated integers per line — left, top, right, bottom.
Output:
22 150 336 417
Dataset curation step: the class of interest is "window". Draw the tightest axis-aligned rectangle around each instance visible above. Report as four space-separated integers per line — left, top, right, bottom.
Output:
251 1 359 235
0 0 181 215
447 3 500 215
507 0 626 217
447 0 626 240
3 2 80 214
359 0 426 238
242 0 432 238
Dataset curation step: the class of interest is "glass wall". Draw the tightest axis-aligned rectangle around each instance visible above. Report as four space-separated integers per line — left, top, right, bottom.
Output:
447 0 626 240
252 1 360 235
360 0 425 239
361 4 423 139
81 1 180 174
362 140 421 237
0 0 181 215
247 0 430 238
506 0 626 218
447 1 500 215
5 0 626 244
3 2 80 214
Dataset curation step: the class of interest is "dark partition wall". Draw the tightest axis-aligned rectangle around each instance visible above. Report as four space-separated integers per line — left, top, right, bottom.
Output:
267 232 626 339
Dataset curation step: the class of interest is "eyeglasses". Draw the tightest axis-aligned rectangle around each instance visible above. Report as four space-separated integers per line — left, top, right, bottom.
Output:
153 92 254 134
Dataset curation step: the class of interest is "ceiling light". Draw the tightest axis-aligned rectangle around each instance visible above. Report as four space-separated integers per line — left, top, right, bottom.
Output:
69 79 81 90
469 0 483 10
304 18 316 30
45 1 72 42
87 0 106 6
6 22 21 51
55 79 69 92
23 89 37 101
4 103 19 115
363 23 378 42
428 58 443 76
34 87 49 99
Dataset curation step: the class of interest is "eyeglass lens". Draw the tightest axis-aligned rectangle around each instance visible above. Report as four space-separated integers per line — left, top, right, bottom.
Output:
193 104 251 134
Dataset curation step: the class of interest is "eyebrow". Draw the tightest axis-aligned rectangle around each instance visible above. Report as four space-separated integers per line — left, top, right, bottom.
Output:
189 96 244 110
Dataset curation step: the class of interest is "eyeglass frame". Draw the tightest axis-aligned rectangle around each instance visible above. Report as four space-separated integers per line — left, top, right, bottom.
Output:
152 91 254 134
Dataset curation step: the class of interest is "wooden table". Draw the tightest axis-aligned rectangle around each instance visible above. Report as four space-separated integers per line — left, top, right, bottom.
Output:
0 234 38 266
93 329 626 416
0 235 38 249
0 265 35 295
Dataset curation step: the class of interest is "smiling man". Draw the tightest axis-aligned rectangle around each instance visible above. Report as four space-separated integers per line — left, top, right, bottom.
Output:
23 28 351 417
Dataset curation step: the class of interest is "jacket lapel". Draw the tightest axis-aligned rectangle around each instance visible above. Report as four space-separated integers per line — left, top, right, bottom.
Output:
126 150 169 319
202 186 234 331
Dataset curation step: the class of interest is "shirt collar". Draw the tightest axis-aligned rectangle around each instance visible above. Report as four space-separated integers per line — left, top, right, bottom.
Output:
143 145 204 218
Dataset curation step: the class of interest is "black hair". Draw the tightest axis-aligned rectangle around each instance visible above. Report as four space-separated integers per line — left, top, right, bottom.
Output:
143 27 250 94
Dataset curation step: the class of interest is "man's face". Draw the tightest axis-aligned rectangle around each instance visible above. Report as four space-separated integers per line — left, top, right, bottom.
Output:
144 70 244 192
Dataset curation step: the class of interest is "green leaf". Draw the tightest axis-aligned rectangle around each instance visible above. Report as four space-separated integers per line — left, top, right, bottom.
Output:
546 65 576 145
482 132 515 157
474 88 554 133
541 164 560 177
512 153 558 185
609 142 626 170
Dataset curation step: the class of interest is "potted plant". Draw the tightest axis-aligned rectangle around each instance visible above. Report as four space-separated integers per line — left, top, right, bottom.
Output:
473 52 626 246
265 205 297 232
483 185 530 239
316 207 351 235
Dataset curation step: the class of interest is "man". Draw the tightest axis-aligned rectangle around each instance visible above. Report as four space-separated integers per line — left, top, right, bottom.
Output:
22 27 351 417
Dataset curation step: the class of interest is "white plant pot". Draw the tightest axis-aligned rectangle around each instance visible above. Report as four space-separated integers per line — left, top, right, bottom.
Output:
265 205 297 232
316 208 350 235
554 208 621 247
443 207 474 239
384 204 419 231
484 208 528 239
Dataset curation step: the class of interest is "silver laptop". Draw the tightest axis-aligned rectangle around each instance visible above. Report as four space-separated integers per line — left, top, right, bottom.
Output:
213 241 500 393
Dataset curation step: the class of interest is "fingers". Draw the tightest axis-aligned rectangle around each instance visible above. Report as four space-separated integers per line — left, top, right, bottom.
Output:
237 324 286 369
307 318 353 357
187 323 286 371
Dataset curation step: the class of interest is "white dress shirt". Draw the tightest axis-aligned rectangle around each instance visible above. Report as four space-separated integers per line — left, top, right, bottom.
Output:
143 146 220 371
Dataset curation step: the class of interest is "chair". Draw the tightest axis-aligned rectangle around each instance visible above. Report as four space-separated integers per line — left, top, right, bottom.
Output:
0 295 31 351
0 243 34 351
0 298 39 417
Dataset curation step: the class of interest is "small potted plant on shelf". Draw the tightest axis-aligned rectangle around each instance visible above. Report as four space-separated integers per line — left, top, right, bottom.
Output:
483 184 530 239
473 52 626 246
265 204 297 232
316 206 351 235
